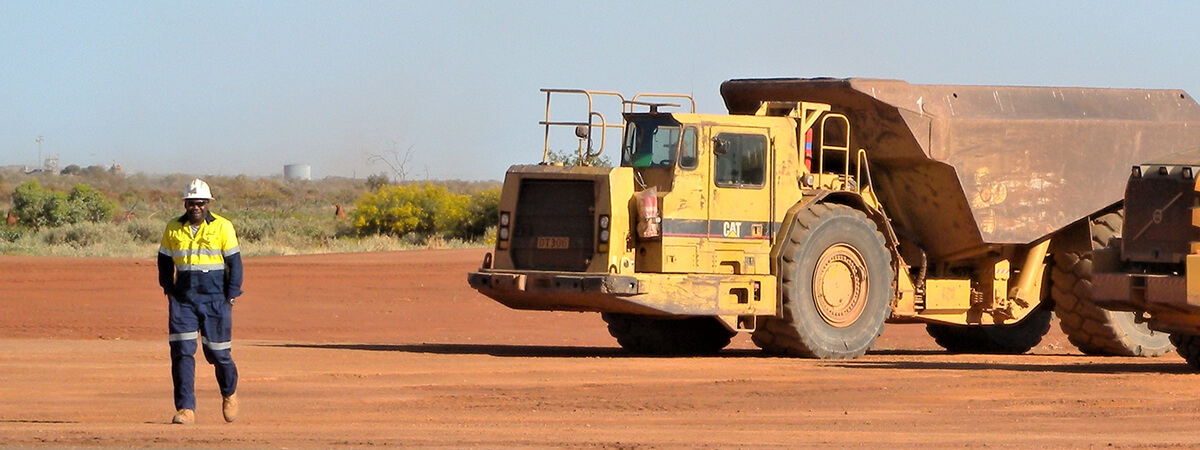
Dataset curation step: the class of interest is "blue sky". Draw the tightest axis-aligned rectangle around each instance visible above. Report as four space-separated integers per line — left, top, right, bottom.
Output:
2 1 1199 180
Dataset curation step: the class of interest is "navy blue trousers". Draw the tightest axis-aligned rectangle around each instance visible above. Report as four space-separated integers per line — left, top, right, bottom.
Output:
168 294 237 411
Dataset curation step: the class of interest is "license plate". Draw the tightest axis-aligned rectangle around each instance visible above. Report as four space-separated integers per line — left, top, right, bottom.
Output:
536 237 570 249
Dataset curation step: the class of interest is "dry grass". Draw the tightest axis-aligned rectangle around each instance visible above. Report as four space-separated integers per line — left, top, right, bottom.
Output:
0 221 486 257
0 171 498 257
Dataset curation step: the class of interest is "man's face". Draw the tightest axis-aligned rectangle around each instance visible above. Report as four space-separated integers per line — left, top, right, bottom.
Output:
184 199 210 224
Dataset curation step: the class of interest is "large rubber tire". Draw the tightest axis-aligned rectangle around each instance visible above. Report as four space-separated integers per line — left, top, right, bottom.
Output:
925 305 1053 354
750 203 893 359
1170 334 1200 370
1051 212 1173 357
601 313 735 355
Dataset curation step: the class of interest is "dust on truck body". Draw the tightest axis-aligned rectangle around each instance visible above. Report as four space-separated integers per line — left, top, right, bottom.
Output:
1091 147 1200 368
468 78 1200 358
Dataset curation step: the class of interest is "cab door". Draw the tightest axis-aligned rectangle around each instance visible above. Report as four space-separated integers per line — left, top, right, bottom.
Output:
705 126 773 275
655 125 708 273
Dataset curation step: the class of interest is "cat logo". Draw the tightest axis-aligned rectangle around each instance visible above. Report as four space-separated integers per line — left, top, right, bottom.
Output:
536 236 570 249
723 221 742 238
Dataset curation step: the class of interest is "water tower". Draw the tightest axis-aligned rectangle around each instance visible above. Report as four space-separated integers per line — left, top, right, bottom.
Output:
284 163 311 181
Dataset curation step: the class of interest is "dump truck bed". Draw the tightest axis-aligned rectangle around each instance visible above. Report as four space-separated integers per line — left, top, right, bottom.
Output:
722 78 1200 260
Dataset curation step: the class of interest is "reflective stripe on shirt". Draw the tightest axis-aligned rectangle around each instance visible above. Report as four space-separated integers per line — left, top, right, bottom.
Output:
176 263 227 272
160 247 225 258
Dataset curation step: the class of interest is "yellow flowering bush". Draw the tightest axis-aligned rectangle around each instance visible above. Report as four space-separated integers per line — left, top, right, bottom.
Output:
351 183 471 238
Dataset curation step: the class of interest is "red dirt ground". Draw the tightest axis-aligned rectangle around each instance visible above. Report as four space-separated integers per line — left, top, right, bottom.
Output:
3 249 1200 447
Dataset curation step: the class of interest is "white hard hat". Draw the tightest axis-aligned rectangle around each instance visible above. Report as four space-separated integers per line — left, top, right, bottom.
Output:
182 178 214 200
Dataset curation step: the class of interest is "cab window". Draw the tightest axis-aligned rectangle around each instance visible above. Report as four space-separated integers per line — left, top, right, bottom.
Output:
622 118 681 168
713 133 766 188
679 127 698 170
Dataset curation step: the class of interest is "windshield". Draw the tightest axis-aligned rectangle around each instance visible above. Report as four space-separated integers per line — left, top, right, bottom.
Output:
621 118 681 168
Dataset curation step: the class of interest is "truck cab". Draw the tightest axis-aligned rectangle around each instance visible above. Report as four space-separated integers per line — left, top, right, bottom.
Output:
623 111 785 277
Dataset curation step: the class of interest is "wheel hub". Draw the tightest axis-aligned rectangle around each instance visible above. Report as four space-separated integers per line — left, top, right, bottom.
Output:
813 244 869 328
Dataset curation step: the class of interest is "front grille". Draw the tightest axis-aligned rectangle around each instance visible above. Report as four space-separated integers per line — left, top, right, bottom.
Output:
1123 171 1199 264
511 179 595 271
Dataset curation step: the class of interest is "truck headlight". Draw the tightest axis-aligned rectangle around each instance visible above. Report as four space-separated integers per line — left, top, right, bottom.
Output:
497 212 511 250
597 214 611 252
598 214 610 244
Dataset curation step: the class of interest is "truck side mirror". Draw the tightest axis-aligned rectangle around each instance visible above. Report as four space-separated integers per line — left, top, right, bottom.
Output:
575 125 590 139
713 138 727 156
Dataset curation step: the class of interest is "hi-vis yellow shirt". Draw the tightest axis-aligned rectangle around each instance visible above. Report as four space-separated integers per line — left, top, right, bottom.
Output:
157 212 243 301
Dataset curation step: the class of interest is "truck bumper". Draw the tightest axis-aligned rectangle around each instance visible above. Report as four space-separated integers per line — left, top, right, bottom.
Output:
1092 254 1200 334
1091 272 1191 311
467 270 657 314
467 269 776 317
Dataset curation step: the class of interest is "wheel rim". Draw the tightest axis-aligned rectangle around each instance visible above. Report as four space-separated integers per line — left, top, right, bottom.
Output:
812 243 869 328
1125 312 1161 336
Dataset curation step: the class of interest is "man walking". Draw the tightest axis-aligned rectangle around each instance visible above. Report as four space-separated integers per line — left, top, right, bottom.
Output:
158 178 242 424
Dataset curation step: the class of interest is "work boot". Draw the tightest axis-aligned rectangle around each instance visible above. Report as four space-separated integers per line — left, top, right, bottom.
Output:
172 408 195 425
222 393 239 423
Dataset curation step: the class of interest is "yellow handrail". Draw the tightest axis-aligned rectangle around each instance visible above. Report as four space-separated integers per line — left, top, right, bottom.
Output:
817 113 851 179
855 148 873 195
539 89 627 163
538 89 697 164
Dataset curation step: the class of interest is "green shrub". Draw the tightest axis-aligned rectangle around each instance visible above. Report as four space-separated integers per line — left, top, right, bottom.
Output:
66 184 115 223
124 218 163 244
366 173 390 190
12 180 66 228
229 215 334 245
10 180 115 229
42 222 108 247
289 219 331 241
452 187 500 240
546 149 613 167
0 225 25 243
235 216 277 243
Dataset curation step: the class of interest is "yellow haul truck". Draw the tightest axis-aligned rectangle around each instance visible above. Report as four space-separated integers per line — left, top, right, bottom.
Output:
468 78 1200 358
1091 148 1200 368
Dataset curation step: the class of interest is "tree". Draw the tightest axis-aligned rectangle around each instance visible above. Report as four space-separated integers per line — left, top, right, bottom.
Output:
366 139 428 182
365 173 390 191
